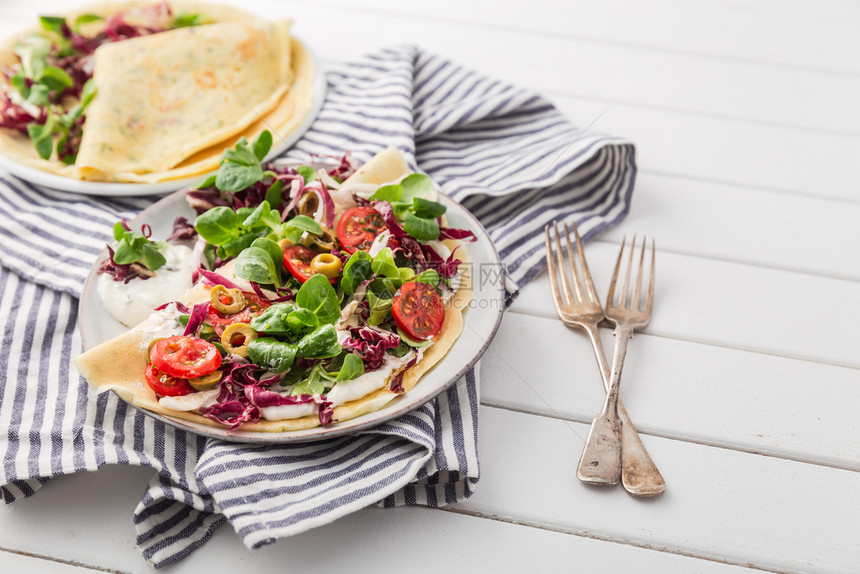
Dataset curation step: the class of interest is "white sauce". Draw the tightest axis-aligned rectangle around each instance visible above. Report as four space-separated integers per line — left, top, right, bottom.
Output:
259 401 319 421
367 230 391 257
98 244 193 327
326 350 422 407
159 388 220 411
135 303 186 353
336 300 360 332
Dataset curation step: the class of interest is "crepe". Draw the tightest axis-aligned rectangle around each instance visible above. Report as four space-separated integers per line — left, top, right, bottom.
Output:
0 2 316 183
75 20 292 177
74 151 472 433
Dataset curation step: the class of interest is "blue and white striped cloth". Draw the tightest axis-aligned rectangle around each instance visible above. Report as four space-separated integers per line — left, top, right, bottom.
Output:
0 46 635 566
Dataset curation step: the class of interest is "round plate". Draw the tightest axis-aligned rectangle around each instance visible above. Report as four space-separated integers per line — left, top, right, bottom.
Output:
0 39 327 197
78 190 505 443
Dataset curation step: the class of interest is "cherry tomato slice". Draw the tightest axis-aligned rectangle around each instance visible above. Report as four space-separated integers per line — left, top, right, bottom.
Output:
283 244 317 282
145 364 195 397
336 206 386 254
282 245 337 284
206 291 270 336
150 336 222 379
392 281 446 341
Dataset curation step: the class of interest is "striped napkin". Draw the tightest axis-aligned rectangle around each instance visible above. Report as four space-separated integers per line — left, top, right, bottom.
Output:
0 45 635 566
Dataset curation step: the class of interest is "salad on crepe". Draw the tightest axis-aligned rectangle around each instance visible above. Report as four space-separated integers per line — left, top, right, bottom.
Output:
75 131 477 432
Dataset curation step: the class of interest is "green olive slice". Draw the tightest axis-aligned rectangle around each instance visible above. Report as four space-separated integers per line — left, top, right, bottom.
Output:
297 191 320 217
221 323 257 358
210 285 246 314
145 337 164 360
306 228 336 251
310 253 343 279
188 370 222 391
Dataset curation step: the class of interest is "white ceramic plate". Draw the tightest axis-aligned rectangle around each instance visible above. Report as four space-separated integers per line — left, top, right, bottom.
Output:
0 39 327 198
78 190 505 443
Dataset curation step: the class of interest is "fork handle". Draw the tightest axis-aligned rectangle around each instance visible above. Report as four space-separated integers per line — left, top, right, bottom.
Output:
582 324 666 496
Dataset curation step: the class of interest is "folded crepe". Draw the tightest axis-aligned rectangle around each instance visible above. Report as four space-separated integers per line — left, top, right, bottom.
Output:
76 19 291 177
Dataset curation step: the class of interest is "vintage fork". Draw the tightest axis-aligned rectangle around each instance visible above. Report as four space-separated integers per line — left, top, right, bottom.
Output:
545 223 665 496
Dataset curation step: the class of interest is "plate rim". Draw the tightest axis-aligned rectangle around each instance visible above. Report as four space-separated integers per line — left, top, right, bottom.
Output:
0 35 327 198
78 188 505 444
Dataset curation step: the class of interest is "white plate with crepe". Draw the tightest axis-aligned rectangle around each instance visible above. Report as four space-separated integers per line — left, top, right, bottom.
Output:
78 189 506 443
0 64 325 197
0 2 326 197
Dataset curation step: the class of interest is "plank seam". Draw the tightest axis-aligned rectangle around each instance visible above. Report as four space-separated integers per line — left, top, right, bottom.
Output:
637 169 860 207
503 307 860 370
437 506 800 574
0 546 127 574
478 402 860 474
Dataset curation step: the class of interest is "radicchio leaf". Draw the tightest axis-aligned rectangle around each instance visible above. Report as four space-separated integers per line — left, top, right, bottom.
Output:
314 181 336 227
421 243 462 279
198 268 242 290
317 398 334 426
154 301 191 313
245 385 316 408
183 301 210 336
199 399 259 430
283 177 305 217
166 216 197 241
342 325 401 371
388 350 418 393
372 200 405 238
97 245 154 283
327 152 359 181
439 227 477 242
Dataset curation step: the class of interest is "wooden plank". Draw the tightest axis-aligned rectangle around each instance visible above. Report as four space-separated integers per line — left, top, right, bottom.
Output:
550 95 860 203
0 464 762 573
461 406 860 574
509 245 860 368
279 4 860 136
308 0 860 75
607 172 860 280
480 311 860 470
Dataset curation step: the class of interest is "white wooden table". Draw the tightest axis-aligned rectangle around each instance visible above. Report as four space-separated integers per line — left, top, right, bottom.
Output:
2 1 859 572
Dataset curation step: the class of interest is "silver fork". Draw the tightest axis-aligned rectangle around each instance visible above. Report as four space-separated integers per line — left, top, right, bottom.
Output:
546 223 665 496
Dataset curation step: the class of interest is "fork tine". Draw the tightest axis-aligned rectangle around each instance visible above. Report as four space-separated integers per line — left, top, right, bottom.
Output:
606 236 626 307
553 221 573 305
563 223 585 303
631 235 647 310
618 235 636 308
645 238 656 313
571 222 599 305
544 224 565 310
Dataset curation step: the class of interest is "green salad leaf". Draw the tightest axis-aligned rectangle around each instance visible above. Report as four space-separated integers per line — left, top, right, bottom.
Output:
215 131 273 192
341 250 373 296
171 12 210 28
369 173 446 242
110 222 167 271
247 338 297 373
335 353 365 381
296 324 342 359
403 211 440 242
296 274 341 325
251 303 297 336
234 246 282 287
